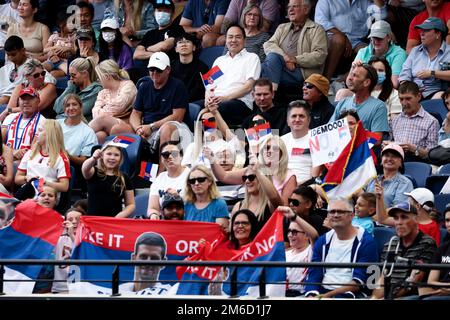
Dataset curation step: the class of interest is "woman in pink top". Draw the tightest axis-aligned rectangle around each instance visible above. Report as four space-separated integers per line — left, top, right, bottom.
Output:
89 59 137 143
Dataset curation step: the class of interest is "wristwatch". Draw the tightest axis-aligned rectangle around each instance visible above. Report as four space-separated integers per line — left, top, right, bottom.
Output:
431 70 436 77
7 107 12 114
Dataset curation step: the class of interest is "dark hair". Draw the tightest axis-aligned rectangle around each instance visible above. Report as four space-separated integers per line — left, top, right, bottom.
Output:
287 100 311 119
65 206 86 217
29 0 39 9
230 209 258 249
398 80 420 95
77 1 94 17
358 192 376 208
442 88 450 109
175 32 198 47
99 28 128 62
360 63 378 92
338 109 360 122
253 78 273 92
368 56 393 102
160 140 183 156
134 232 167 258
56 9 70 26
293 186 317 209
73 199 88 213
4 36 25 52
226 24 246 39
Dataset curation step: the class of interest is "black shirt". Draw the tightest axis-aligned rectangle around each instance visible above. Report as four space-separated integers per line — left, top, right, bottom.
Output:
242 105 290 135
87 168 133 217
431 240 450 283
309 98 335 129
138 23 184 63
171 58 209 102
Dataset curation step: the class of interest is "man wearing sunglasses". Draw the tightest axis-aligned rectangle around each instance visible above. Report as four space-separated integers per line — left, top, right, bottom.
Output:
304 199 378 299
302 73 334 129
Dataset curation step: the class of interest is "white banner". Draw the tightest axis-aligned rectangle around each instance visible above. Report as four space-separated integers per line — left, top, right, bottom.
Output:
308 119 351 167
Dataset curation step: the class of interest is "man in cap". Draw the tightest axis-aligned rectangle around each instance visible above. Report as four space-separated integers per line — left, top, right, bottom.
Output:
302 73 334 129
354 20 407 88
371 201 436 299
159 193 185 220
1 86 46 161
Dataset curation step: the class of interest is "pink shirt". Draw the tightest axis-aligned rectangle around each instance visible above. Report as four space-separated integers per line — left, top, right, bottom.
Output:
92 80 137 119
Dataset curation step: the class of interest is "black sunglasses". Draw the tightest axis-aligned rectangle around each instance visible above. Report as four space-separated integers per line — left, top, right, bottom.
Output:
250 119 266 127
287 229 305 236
188 177 208 184
288 198 300 206
161 150 180 159
30 71 46 79
303 83 314 89
149 67 164 73
242 174 257 182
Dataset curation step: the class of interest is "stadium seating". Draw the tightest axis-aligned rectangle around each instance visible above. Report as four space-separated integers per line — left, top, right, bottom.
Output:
426 174 450 195
434 193 450 222
373 227 396 257
404 174 418 188
199 46 225 69
440 228 448 245
421 99 448 126
130 192 149 218
104 134 143 178
404 162 432 188
439 164 450 174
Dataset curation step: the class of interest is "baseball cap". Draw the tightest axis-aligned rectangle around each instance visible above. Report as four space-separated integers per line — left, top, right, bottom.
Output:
404 188 434 206
368 20 392 39
415 17 447 33
100 18 119 30
161 193 184 209
387 201 418 217
154 0 175 11
76 28 94 40
147 51 171 70
304 73 330 97
19 86 39 99
381 143 404 160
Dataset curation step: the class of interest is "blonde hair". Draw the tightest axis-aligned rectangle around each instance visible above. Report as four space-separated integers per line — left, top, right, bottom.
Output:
258 135 289 182
95 59 130 83
70 56 97 83
30 120 67 167
240 167 269 221
62 93 88 123
184 165 221 203
192 109 212 164
97 145 126 196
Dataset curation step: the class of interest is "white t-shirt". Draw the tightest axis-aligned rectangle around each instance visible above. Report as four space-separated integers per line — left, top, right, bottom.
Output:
149 167 190 206
17 149 71 182
2 112 46 150
52 235 74 293
322 235 355 290
281 132 313 184
286 245 312 292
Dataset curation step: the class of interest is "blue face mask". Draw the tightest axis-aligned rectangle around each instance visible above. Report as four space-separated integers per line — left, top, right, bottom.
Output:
155 11 171 27
377 71 386 85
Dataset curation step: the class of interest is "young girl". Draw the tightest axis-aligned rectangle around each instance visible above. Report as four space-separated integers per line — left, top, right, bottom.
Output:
36 185 58 209
82 144 135 217
42 10 76 78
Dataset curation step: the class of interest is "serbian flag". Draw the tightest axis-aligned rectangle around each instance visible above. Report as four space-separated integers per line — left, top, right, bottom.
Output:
0 200 63 294
0 192 20 204
31 178 45 194
201 66 223 87
106 135 135 149
202 117 216 132
367 131 381 149
245 122 272 147
320 121 377 200
69 217 222 295
138 161 158 182
176 211 286 297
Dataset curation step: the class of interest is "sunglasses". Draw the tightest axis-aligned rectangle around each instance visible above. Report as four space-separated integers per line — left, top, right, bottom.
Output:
188 177 208 184
250 119 266 127
303 83 315 89
161 150 180 159
242 174 257 182
327 209 353 215
149 67 164 73
265 144 280 152
287 229 305 236
30 71 46 79
288 198 300 206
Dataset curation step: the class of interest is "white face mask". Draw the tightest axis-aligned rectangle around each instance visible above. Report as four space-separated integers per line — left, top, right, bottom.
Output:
155 11 171 27
102 31 116 43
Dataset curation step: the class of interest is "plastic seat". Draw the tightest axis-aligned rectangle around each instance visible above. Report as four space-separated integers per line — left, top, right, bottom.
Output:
104 134 143 178
439 164 450 174
440 228 448 245
404 162 432 188
404 174 418 188
421 99 448 126
130 192 149 218
434 193 450 221
425 174 450 194
373 227 396 257
198 46 225 69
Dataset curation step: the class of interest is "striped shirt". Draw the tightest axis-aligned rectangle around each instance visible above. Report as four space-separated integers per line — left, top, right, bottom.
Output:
381 231 436 297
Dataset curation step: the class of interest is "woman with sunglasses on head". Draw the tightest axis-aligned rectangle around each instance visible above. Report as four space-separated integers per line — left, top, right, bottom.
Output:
82 143 135 217
147 141 190 220
6 59 57 118
184 165 229 230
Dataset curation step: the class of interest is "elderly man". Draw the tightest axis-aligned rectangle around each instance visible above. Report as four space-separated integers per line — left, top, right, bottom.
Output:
371 201 436 299
1 87 46 161
304 198 378 298
262 0 327 92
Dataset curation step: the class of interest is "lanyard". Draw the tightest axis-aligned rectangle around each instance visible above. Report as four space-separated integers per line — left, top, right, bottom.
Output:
10 113 40 150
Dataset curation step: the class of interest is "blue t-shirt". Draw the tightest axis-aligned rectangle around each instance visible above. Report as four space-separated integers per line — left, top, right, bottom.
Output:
184 198 229 223
352 216 374 236
134 76 188 124
182 0 230 27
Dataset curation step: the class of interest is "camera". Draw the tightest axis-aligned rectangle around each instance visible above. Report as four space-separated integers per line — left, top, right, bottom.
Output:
440 62 450 71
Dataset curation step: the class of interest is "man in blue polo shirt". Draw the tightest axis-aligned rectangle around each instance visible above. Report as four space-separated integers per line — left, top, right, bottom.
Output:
128 52 193 158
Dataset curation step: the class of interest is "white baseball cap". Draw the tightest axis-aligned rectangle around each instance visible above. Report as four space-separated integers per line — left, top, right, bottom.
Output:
404 188 435 206
101 18 119 30
147 51 170 70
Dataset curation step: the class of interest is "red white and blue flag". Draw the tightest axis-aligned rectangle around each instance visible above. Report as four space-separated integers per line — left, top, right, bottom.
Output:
320 121 377 200
245 122 272 147
106 135 135 149
201 66 223 87
0 200 63 294
138 161 158 182
367 131 381 149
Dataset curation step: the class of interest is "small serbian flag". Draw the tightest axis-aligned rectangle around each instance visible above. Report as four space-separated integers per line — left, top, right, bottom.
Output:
257 122 272 139
32 178 45 194
202 117 216 132
139 162 158 182
245 122 272 147
201 66 223 86
367 131 381 149
107 135 135 149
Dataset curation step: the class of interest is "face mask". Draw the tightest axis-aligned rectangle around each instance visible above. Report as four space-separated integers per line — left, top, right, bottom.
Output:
377 71 386 85
102 31 116 43
155 11 171 27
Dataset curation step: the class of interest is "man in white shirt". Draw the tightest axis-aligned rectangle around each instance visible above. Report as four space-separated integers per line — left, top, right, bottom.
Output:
281 100 320 185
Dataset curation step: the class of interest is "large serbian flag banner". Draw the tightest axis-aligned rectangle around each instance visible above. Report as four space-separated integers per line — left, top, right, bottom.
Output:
0 200 63 294
176 210 286 297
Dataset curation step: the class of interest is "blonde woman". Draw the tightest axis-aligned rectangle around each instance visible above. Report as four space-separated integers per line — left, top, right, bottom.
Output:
89 59 137 143
6 59 57 118
54 57 102 121
184 165 229 229
15 120 71 200
82 144 135 217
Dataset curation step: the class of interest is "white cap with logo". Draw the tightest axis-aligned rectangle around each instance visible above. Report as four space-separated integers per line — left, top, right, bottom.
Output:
147 52 171 70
